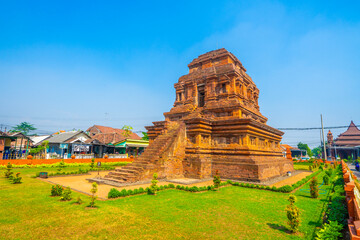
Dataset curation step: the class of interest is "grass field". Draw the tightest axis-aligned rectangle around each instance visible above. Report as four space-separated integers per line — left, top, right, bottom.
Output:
0 166 332 239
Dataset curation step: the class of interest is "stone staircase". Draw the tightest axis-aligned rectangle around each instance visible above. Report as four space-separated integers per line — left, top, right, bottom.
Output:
103 123 182 183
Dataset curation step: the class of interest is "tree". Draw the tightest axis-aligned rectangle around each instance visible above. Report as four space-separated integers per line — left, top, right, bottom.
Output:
88 182 98 207
142 132 149 141
297 142 313 157
10 122 36 135
285 195 300 232
310 177 319 198
148 173 158 195
312 146 322 158
121 125 133 138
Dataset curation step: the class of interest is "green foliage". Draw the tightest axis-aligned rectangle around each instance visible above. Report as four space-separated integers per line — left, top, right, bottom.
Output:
278 185 292 193
75 197 83 205
285 195 300 232
141 132 149 141
315 221 342 240
90 158 95 169
148 173 158 195
88 182 98 208
323 175 329 185
310 177 319 198
51 184 63 196
4 162 13 178
325 169 333 177
12 172 22 184
298 142 313 157
121 125 133 138
60 187 72 201
11 122 36 135
213 170 221 188
327 176 347 226
57 159 66 172
312 146 322 158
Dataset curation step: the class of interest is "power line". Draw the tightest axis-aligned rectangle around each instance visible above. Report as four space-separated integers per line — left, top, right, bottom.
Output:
277 125 351 130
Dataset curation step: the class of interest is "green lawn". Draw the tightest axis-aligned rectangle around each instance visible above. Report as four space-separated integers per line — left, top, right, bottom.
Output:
0 167 332 239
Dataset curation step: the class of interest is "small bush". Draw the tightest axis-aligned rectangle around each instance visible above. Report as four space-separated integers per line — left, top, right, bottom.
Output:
213 170 221 188
75 197 83 204
60 187 72 201
323 175 329 185
139 187 144 193
12 172 22 184
168 184 175 188
285 195 300 232
108 188 120 198
88 182 98 208
127 189 133 195
121 189 128 197
148 173 158 195
310 177 319 198
278 185 293 193
315 221 342 240
51 184 63 196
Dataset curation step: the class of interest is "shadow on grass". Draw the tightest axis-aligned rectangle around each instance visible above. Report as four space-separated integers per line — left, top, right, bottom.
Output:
267 223 291 234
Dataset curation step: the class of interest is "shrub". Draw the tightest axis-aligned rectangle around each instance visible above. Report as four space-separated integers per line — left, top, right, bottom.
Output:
139 187 144 193
57 159 65 172
213 170 221 188
133 189 139 194
185 186 189 191
285 195 300 232
278 185 292 193
148 173 158 195
12 172 22 184
271 186 277 191
108 188 120 198
121 189 128 197
51 184 63 196
90 158 95 169
323 175 329 185
176 185 181 189
310 177 319 198
4 162 13 178
325 169 333 177
127 189 133 195
60 187 72 201
75 197 83 204
309 165 312 171
168 184 175 188
159 185 164 190
88 182 98 208
315 221 342 240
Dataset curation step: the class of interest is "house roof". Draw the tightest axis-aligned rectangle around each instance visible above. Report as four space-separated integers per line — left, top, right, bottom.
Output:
280 144 293 150
47 131 90 144
87 125 141 140
90 132 130 145
29 135 51 146
334 121 360 147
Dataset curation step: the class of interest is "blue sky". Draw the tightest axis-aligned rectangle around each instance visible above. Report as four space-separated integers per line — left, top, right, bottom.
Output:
1 0 359 147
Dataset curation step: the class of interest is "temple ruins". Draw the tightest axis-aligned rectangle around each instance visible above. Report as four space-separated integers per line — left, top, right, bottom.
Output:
102 48 293 183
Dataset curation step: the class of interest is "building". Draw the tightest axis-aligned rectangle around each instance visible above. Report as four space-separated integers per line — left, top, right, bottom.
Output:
327 121 360 160
87 125 146 157
112 139 149 157
46 131 92 158
101 48 293 184
280 144 307 159
0 131 17 159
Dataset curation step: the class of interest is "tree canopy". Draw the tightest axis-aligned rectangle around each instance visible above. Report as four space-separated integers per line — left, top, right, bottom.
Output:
142 132 149 141
10 122 37 135
121 125 133 138
297 142 313 157
311 146 322 158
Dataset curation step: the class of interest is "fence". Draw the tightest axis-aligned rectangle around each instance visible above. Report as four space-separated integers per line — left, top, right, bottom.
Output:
0 157 134 166
342 161 360 239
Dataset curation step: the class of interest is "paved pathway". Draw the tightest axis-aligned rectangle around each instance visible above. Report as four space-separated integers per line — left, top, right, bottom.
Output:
347 163 360 179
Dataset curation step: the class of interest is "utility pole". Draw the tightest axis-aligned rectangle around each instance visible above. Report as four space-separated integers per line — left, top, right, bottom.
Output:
321 114 327 161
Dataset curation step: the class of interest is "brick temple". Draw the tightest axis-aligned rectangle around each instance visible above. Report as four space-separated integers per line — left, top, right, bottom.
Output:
103 48 293 183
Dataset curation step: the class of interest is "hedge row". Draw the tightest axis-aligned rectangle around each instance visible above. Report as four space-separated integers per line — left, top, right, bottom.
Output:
108 182 232 199
229 169 322 193
0 161 130 169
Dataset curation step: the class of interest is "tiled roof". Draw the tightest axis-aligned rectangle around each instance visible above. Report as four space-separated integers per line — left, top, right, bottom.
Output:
87 125 141 140
91 132 129 145
47 131 90 143
334 121 360 147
